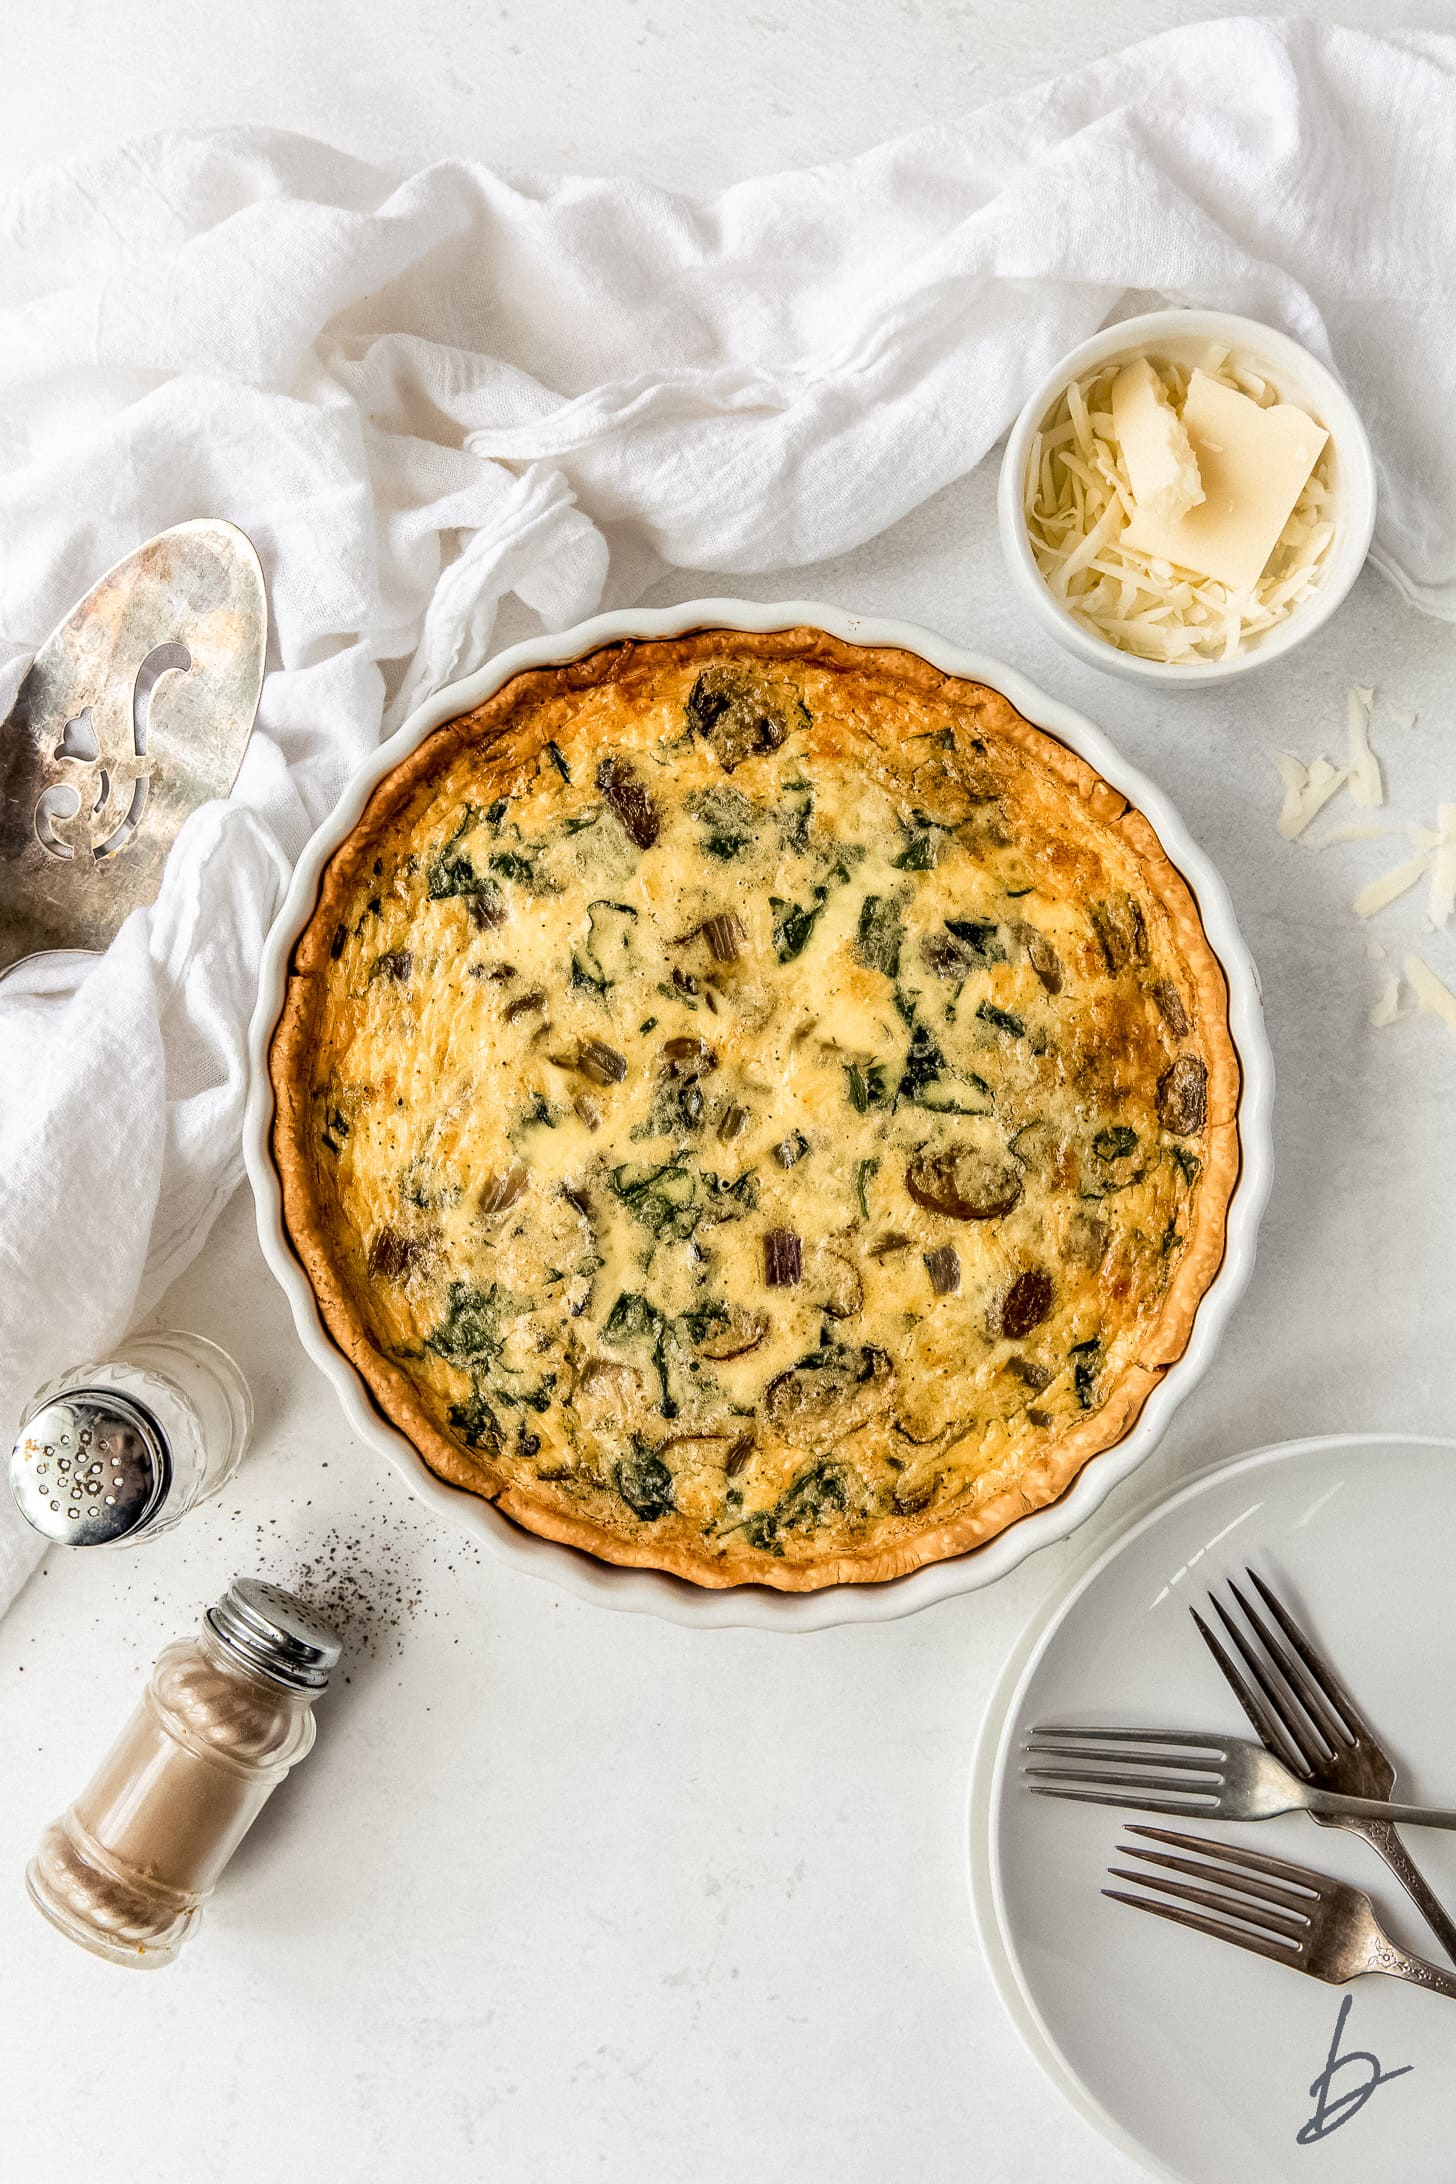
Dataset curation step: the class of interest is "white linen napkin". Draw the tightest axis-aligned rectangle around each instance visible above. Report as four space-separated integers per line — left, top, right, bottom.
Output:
2 15 1453 1612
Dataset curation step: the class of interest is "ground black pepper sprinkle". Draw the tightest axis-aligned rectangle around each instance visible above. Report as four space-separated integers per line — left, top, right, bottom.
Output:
7 1463 488 1695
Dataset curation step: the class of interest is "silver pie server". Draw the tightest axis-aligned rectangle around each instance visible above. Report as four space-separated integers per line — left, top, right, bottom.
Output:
0 519 267 980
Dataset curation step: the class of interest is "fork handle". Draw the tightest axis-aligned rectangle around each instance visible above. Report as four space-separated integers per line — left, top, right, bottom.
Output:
1365 1937 1456 2000
1308 1791 1456 1830
1339 1816 1456 1965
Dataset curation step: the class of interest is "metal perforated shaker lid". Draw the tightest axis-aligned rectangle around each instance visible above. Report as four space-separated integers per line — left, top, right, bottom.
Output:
206 1578 341 1692
9 1390 170 1545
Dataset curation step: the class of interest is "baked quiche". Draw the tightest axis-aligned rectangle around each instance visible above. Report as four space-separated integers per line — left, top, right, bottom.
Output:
271 627 1240 1589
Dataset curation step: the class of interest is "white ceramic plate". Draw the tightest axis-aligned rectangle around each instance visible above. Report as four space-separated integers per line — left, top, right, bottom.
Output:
242 598 1273 1630
969 1434 1456 2183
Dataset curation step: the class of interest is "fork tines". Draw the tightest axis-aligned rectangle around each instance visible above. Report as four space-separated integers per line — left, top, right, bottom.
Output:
1193 1567 1368 1777
1024 1725 1228 1815
1105 1824 1316 1966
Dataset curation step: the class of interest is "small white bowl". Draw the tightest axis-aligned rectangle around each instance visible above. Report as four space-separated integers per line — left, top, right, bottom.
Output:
244 598 1273 1631
997 308 1377 686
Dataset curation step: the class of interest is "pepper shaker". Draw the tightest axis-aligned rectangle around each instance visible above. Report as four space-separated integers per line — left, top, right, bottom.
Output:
27 1578 340 1966
8 1329 251 1549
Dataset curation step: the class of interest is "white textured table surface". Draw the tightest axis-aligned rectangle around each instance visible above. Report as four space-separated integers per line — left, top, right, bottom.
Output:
4 8 1455 2183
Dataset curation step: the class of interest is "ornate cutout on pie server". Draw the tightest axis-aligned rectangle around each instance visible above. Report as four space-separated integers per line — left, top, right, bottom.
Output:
0 520 267 973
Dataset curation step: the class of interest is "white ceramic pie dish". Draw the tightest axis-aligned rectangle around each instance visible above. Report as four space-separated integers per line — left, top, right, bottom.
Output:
242 598 1274 1631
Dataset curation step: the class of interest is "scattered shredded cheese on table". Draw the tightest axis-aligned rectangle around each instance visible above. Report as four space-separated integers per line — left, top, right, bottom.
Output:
1354 855 1427 919
1427 806 1456 930
1024 345 1336 665
1315 821 1390 847
1271 688 1456 1038
1273 752 1348 840
1345 685 1383 808
1405 955 1456 1033
1370 975 1403 1028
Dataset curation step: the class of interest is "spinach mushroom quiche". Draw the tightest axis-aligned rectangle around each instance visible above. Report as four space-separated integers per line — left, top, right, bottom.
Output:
271 628 1240 1590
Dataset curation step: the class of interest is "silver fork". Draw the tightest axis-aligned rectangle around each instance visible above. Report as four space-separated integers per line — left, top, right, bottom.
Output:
1106 1824 1456 1999
1192 1568 1456 1962
1024 1725 1456 1828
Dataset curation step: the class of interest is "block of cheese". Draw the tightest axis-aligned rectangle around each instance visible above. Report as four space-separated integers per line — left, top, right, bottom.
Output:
1110 357 1204 526
1123 369 1328 591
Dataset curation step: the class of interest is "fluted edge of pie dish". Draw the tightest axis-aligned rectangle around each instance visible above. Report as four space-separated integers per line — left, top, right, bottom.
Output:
242 598 1274 1631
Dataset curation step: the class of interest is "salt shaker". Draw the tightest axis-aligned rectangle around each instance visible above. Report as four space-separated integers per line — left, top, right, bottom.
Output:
27 1577 340 1967
8 1329 251 1549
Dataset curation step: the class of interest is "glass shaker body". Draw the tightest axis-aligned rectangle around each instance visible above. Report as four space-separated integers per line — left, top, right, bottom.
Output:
26 1580 337 1967
13 1329 251 1548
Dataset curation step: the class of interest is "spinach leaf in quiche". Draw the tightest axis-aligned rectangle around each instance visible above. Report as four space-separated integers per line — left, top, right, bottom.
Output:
782 784 814 853
891 831 937 872
677 1301 731 1347
1070 1337 1102 1410
447 1386 504 1453
700 1168 760 1217
743 1459 851 1552
771 885 830 963
896 1024 945 1103
427 1281 527 1367
637 1074 706 1140
602 1290 678 1414
489 850 537 887
608 1159 701 1240
602 1291 664 1342
572 899 638 997
615 1445 677 1520
857 893 903 979
945 917 1002 958
427 807 490 900
846 1060 890 1113
686 783 759 859
1170 1144 1201 1187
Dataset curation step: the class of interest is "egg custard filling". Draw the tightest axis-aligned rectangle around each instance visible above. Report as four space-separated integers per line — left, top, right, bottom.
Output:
271 629 1240 1589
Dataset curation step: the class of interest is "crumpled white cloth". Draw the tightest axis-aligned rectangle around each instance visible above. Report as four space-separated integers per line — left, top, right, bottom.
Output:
1 16 1454 1611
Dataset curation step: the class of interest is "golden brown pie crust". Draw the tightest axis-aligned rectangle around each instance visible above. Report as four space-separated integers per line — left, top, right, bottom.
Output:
270 628 1241 1589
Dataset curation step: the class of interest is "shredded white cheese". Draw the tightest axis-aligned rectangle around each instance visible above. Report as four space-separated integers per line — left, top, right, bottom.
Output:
1272 751 1348 840
1313 821 1390 848
1345 686 1383 808
1386 703 1419 732
1024 347 1336 665
1427 805 1456 930
1354 855 1428 919
1405 954 1456 1035
1370 974 1403 1027
1270 683 1454 1036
